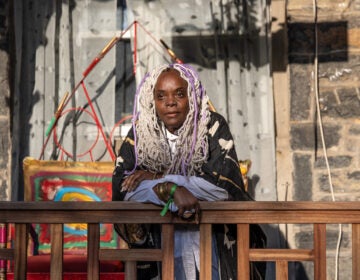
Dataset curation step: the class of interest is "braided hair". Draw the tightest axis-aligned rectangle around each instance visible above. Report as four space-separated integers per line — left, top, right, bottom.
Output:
131 63 210 176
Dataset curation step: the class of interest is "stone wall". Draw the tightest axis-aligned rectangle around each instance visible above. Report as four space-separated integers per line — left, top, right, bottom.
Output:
287 0 360 278
0 0 10 201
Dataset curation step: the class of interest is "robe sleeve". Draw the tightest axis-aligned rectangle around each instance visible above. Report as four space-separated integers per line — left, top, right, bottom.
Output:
112 126 136 202
199 112 253 201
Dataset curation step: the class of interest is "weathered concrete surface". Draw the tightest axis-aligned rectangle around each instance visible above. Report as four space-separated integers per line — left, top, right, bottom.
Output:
0 0 10 201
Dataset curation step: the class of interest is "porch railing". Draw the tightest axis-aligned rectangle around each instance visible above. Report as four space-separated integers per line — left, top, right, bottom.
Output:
0 201 360 280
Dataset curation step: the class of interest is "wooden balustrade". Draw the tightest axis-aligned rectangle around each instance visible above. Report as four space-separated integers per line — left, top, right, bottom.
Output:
0 201 360 279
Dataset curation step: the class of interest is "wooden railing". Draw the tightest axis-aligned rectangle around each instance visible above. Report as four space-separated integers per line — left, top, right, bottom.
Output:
0 201 360 280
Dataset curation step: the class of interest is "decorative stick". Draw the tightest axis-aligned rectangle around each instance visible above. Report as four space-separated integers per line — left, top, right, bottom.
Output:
159 39 183 64
45 91 69 137
82 36 120 77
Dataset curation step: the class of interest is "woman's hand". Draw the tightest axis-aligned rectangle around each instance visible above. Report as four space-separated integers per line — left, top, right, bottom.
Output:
121 170 155 192
153 182 200 222
173 186 200 220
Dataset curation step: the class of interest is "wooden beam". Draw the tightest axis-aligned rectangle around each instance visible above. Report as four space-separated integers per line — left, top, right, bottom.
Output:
249 248 314 261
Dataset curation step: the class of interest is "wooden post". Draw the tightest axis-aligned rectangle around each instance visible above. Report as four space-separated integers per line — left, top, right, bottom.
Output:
162 224 174 279
238 224 250 279
50 224 63 280
87 223 100 280
276 260 288 280
200 224 212 280
125 261 137 280
271 0 292 206
352 224 360 280
14 224 28 280
314 224 326 280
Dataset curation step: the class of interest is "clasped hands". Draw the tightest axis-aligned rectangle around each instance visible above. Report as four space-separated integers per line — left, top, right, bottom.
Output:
121 170 200 221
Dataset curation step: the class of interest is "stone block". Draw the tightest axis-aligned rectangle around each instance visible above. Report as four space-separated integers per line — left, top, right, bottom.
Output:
290 124 341 150
333 256 352 280
293 153 312 200
295 227 349 251
0 119 9 169
319 90 336 115
345 138 360 153
288 0 360 22
0 51 8 78
318 172 342 193
348 171 360 181
295 230 313 248
288 21 348 62
0 179 8 201
289 65 311 120
318 194 356 202
314 156 352 169
334 88 360 118
318 55 360 82
348 25 360 50
349 124 360 135
327 228 348 251
0 91 9 117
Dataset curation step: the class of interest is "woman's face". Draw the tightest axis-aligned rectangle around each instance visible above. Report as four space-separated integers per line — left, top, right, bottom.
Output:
154 69 190 134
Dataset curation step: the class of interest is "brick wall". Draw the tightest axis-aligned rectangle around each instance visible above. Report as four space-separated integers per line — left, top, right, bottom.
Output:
288 0 360 278
0 0 10 201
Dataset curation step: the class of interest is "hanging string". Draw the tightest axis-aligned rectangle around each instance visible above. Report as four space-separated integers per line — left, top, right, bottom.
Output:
312 0 342 278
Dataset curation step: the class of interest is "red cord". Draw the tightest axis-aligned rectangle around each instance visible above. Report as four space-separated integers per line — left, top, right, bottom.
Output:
133 21 137 74
53 107 100 159
109 115 133 144
80 81 116 161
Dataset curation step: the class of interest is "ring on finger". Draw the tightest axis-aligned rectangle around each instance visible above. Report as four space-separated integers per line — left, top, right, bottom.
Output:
182 209 196 219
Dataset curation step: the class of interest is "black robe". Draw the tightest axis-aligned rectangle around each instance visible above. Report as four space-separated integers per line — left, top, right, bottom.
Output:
112 111 266 279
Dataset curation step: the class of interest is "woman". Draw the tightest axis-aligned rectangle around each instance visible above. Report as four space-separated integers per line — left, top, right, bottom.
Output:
112 63 265 279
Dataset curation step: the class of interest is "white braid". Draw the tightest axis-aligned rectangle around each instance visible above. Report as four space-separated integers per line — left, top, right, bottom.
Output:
135 64 210 176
